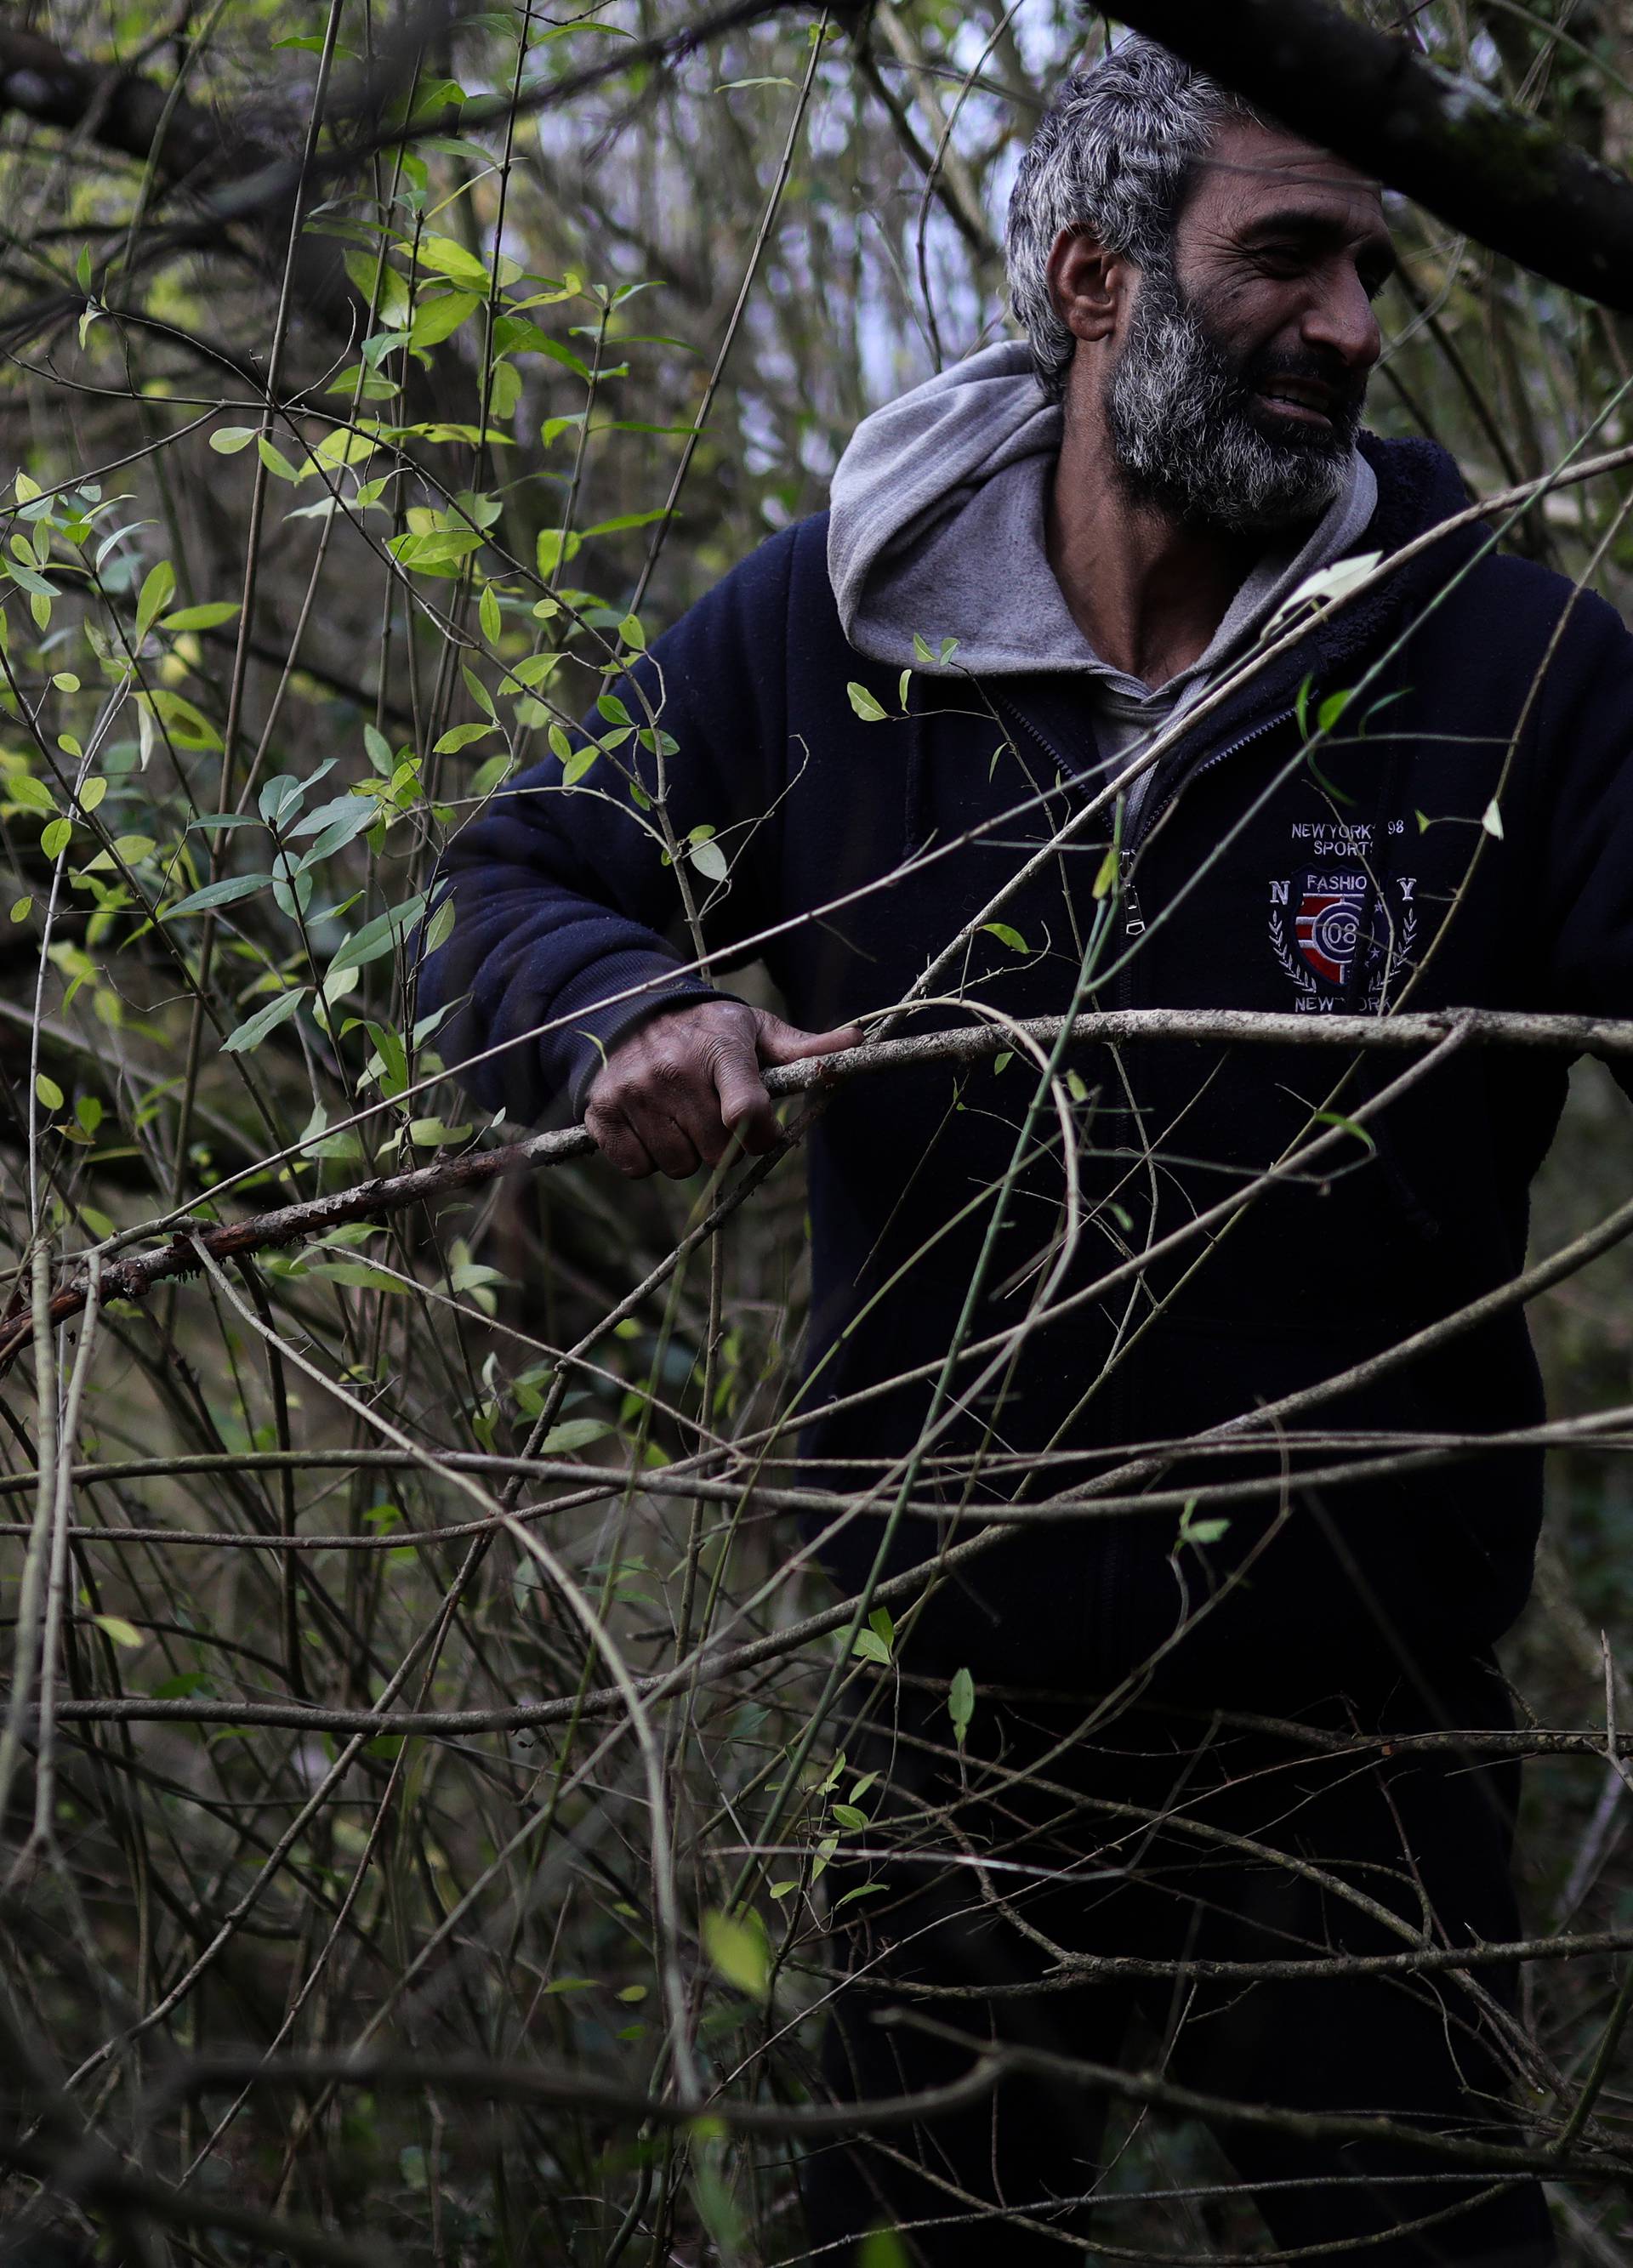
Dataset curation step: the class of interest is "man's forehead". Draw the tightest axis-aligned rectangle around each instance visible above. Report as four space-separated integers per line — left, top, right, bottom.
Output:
1192 122 1385 213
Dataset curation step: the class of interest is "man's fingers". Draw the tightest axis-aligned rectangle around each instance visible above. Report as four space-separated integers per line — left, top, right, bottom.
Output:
585 1101 657 1180
706 1033 779 1154
628 1104 703 1180
754 1013 864 1066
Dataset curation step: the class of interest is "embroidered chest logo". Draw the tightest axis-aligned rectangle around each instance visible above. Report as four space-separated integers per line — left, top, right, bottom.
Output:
1293 874 1365 983
1268 823 1416 1013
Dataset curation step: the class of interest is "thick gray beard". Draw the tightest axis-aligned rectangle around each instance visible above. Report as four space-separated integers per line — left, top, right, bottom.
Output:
1105 261 1357 536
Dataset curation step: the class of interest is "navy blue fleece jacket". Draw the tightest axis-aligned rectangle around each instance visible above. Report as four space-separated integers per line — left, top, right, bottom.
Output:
422 435 1633 1697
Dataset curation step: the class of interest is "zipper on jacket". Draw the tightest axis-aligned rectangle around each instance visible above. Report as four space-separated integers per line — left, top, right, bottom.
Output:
996 690 1307 1683
1119 850 1146 940
1115 706 1297 1007
1098 703 1298 1678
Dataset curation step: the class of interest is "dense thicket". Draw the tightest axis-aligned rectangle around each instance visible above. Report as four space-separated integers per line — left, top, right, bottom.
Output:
3 3 1633 2261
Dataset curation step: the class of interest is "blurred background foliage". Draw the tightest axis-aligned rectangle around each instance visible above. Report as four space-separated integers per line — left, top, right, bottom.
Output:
2 0 1633 2260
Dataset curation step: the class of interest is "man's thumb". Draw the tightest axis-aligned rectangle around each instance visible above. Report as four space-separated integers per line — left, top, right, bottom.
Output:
754 1012 864 1066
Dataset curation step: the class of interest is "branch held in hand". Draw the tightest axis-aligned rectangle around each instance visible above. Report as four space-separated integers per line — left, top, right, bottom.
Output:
6 1004 1633 1367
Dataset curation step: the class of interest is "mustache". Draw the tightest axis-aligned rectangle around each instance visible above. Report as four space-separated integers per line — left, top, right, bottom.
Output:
1239 346 1368 422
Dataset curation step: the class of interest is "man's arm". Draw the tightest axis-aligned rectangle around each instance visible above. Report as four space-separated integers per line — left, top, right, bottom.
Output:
1532 583 1633 1051
418 526 856 1168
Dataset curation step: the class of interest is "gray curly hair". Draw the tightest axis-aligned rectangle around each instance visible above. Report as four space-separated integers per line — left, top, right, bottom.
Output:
1005 37 1263 402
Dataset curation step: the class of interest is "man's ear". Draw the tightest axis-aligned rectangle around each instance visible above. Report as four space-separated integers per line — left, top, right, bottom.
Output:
1045 223 1129 345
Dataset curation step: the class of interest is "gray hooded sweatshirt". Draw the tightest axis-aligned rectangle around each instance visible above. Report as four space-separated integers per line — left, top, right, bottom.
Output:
826 339 1377 770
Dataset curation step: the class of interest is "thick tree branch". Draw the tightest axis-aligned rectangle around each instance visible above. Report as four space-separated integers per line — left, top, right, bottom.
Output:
1109 0 1633 314
0 26 228 179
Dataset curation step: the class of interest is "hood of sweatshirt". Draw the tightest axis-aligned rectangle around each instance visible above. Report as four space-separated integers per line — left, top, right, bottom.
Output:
827 338 1379 694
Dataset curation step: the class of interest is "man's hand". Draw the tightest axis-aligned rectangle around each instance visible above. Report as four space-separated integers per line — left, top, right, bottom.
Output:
584 1000 862 1179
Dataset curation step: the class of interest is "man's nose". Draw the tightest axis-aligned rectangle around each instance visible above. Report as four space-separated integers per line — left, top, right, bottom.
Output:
1300 263 1382 373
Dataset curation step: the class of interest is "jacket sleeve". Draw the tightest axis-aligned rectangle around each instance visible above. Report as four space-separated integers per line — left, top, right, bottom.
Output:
1531 586 1633 1052
418 528 796 1123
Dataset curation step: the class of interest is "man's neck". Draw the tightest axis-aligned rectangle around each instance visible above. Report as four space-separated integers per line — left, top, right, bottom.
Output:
1045 406 1262 691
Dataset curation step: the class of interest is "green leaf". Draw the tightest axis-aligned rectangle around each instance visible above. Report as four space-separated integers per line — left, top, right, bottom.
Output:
209 426 257 455
364 1018 409 1098
1271 550 1381 628
433 720 496 754
851 1629 891 1666
34 1072 63 1110
220 986 305 1054
407 289 481 350
859 2225 913 2268
8 775 56 816
134 560 175 644
409 232 492 290
4 557 54 600
296 802 384 869
846 681 887 723
256 435 301 481
701 1907 770 1998
287 792 369 839
478 583 502 645
581 508 669 538
1312 1108 1376 1152
304 1259 407 1292
39 817 71 859
423 896 456 955
410 1118 473 1148
92 1614 144 1649
151 1670 208 1698
534 527 583 578
540 1418 612 1454
328 894 426 975
830 1803 870 1831
1092 844 1119 901
160 602 240 633
9 897 30 923
1177 1502 1232 1549
689 836 727 883
165 873 270 918
982 922 1028 954
1482 798 1504 839
1317 687 1355 735
144 690 223 750
947 1665 976 1747
388 527 483 572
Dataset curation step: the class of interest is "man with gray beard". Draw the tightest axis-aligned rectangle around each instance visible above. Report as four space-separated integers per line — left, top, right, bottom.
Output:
423 36 1624 2265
